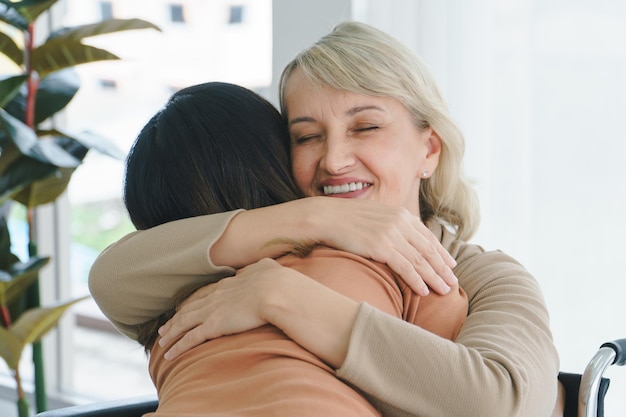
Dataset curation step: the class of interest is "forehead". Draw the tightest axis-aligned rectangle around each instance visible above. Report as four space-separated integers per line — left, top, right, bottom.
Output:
284 70 403 121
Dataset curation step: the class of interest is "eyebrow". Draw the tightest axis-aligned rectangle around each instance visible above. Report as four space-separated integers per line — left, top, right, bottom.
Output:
288 105 385 127
346 105 385 116
288 116 315 127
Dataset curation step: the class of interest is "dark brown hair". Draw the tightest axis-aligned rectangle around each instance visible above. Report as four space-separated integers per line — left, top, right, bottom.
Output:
124 82 302 350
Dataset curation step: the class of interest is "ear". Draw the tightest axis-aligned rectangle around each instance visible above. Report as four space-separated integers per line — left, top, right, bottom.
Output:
422 128 442 174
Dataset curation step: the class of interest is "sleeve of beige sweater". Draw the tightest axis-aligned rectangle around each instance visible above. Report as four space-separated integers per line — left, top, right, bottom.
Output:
336 248 560 417
90 212 559 416
88 210 242 339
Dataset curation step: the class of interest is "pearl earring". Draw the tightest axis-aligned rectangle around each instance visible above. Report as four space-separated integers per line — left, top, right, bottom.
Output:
421 170 429 178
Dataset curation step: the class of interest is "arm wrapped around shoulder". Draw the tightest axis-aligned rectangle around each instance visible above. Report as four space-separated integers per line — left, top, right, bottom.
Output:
88 212 239 339
337 248 559 417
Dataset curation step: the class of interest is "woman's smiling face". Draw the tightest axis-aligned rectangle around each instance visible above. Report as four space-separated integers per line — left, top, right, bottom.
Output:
284 69 441 216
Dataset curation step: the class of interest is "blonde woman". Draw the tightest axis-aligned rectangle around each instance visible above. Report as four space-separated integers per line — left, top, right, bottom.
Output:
90 22 558 417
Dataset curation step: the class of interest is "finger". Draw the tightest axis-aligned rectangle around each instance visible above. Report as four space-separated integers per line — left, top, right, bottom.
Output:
419 246 458 288
158 305 207 346
373 230 444 292
413 220 457 269
412 256 451 296
385 250 431 296
163 325 212 360
406 230 458 287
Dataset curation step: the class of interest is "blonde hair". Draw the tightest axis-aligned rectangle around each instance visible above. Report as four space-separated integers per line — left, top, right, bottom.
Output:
279 21 480 240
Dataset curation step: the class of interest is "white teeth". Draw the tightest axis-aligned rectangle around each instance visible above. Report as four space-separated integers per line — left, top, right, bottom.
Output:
323 182 366 195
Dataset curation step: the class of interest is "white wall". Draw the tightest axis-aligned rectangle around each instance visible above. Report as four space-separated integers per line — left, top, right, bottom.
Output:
270 0 353 105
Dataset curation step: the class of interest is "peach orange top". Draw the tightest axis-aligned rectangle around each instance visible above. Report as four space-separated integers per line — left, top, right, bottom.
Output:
147 247 467 416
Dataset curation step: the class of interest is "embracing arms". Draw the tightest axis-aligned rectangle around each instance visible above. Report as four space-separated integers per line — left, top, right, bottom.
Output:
337 249 559 417
88 197 457 339
89 197 558 416
157 229 559 417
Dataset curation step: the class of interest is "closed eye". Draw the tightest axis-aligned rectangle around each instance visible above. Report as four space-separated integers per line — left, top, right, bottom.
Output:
353 126 380 135
292 134 320 145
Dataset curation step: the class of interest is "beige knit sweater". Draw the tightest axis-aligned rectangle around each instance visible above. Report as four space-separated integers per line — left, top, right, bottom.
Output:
89 210 559 417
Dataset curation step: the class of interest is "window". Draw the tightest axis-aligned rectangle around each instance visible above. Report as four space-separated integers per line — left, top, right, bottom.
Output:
0 0 273 405
169 4 185 23
98 78 117 90
99 1 113 20
229 5 245 24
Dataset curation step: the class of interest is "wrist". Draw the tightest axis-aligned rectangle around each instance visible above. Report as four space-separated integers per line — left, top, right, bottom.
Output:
259 268 359 368
297 197 343 246
258 270 295 325
290 197 327 246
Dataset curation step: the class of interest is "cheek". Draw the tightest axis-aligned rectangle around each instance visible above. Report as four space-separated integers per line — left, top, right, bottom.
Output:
290 151 314 192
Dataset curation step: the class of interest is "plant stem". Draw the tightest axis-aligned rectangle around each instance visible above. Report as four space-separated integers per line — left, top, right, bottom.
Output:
26 236 47 412
1 305 12 327
13 368 25 401
17 397 29 417
25 23 37 129
25 21 46 412
13 344 30 417
5 315 28 417
32 341 46 411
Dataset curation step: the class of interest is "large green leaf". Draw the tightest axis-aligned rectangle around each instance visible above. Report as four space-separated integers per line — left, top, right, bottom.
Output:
51 18 161 41
0 256 50 306
7 134 89 207
0 109 82 167
0 108 37 150
42 133 89 160
1 83 26 123
0 31 23 67
0 295 89 370
0 0 51 5
0 218 11 270
0 217 20 271
35 68 80 123
0 138 24 174
0 154 58 207
2 0 54 6
29 18 161 77
31 39 119 78
12 0 58 24
0 2 29 31
2 128 122 207
41 128 125 160
0 324 21 370
12 165 75 207
17 296 90 343
0 75 27 109
3 70 80 126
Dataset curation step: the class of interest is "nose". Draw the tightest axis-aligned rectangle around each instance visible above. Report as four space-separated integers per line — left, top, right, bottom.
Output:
320 134 355 174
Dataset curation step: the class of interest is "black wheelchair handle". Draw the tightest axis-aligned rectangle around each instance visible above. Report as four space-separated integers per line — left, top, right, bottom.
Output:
600 338 626 366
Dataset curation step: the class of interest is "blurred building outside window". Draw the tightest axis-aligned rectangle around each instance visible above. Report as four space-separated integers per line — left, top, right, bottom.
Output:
99 1 113 20
229 5 245 24
169 4 185 23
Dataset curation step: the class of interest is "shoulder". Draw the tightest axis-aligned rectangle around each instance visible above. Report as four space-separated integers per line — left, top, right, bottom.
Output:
288 247 393 274
429 220 541 301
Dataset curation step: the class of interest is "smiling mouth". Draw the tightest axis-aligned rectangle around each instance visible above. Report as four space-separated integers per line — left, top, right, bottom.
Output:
323 182 370 195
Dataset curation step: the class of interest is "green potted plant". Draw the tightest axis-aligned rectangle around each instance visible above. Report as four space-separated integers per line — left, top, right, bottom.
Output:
0 230 88 417
0 1 160 415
